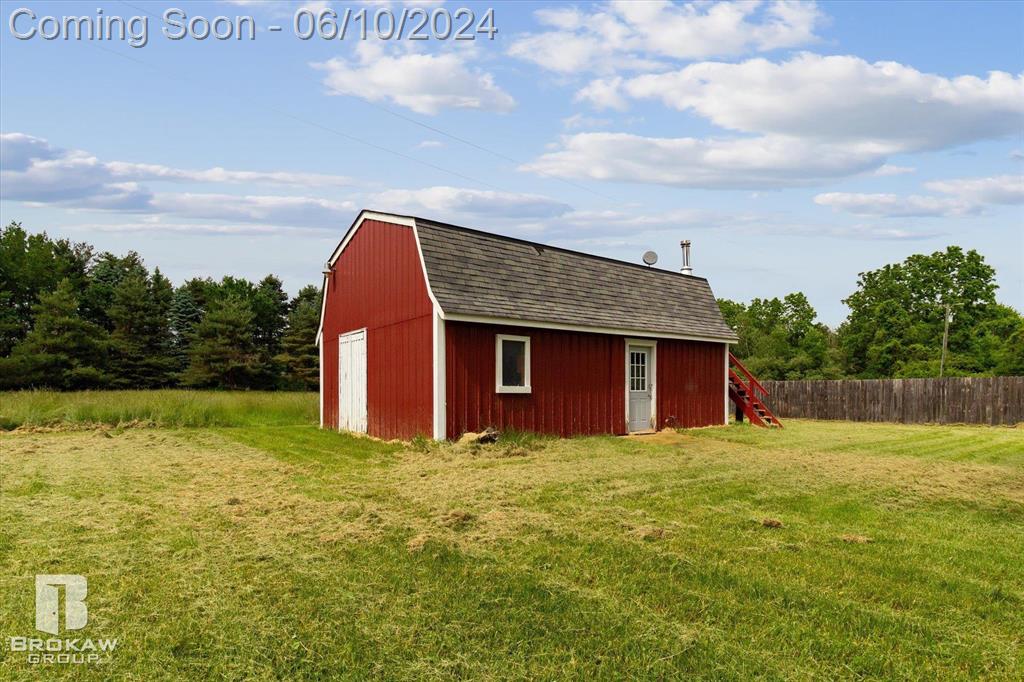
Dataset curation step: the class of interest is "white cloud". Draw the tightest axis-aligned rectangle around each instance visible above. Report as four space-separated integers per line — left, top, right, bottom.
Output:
0 132 356 229
312 42 515 115
924 174 1024 205
612 0 822 59
551 206 942 242
874 164 916 176
557 206 713 234
508 32 666 76
726 215 944 240
105 162 352 187
584 54 1024 154
575 77 629 110
1 134 151 208
561 113 612 130
0 132 62 170
149 193 357 227
813 193 974 218
535 55 1023 188
815 174 1023 218
534 7 586 31
355 0 445 6
0 132 352 209
522 132 886 189
65 221 332 237
414 140 444 149
509 1 823 75
818 224 945 240
223 1 337 14
369 186 572 222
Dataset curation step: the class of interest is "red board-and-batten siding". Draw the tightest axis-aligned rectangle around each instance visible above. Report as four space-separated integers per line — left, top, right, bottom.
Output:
321 215 728 440
445 322 726 438
320 219 433 440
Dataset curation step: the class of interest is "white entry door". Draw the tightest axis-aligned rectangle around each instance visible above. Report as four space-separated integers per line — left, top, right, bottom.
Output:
628 345 653 432
338 330 367 433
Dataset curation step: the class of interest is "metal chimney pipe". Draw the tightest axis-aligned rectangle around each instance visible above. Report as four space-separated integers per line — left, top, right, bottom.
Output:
680 240 693 275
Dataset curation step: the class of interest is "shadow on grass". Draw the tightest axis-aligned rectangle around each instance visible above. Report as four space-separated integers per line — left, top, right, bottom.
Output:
216 425 402 469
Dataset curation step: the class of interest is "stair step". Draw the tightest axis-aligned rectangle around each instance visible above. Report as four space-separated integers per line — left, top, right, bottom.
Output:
728 354 783 429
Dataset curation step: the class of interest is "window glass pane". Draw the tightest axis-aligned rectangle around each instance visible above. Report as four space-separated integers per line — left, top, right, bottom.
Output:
629 351 646 391
501 340 525 386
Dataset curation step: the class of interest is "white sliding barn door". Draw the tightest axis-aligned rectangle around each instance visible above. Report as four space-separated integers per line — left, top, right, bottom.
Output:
338 330 367 433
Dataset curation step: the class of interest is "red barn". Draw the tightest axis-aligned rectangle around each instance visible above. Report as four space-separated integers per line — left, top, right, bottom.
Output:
316 210 740 441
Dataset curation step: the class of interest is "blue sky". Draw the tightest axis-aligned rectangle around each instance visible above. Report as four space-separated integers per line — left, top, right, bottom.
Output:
1 0 1021 325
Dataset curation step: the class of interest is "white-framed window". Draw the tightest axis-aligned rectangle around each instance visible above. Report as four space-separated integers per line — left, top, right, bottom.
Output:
495 334 531 393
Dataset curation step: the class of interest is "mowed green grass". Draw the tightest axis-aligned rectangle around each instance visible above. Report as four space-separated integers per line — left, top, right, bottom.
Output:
1 396 1022 680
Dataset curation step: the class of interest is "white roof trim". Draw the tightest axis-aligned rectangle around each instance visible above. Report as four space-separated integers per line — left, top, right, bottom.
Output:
412 219 448 440
315 273 328 346
411 219 443 314
443 313 736 344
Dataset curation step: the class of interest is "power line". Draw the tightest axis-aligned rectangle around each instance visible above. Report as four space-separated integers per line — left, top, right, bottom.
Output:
353 98 614 201
114 0 615 203
86 41 505 192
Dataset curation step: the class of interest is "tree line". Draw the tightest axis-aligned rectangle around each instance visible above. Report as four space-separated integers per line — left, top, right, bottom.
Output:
0 222 321 390
719 246 1023 380
1 222 1021 390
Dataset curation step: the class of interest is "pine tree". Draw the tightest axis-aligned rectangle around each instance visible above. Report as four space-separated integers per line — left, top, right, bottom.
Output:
180 295 260 389
81 251 147 331
250 275 289 388
108 269 176 387
276 287 321 390
0 279 109 389
169 279 210 373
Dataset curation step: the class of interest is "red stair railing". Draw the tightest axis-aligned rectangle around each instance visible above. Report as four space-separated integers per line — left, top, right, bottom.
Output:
728 353 782 428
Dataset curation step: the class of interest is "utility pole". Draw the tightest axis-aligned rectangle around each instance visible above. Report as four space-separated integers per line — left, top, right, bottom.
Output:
939 303 952 378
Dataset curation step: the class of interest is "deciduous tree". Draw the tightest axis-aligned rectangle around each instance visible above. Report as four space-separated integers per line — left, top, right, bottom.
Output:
0 221 92 355
840 247 999 377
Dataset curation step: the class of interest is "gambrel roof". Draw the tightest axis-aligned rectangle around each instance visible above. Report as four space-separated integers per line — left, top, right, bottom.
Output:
317 210 739 344
416 219 737 342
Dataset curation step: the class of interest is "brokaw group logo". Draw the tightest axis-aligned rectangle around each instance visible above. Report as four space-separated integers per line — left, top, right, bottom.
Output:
8 575 118 665
36 574 88 635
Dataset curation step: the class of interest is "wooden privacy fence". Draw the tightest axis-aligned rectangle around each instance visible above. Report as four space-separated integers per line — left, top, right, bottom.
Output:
760 377 1024 426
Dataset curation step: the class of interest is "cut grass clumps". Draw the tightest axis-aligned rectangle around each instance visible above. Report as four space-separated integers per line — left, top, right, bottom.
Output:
409 434 436 453
454 427 553 458
0 389 317 430
498 428 552 451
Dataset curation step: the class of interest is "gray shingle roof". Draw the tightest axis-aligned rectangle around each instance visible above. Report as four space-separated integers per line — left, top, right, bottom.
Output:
416 219 738 342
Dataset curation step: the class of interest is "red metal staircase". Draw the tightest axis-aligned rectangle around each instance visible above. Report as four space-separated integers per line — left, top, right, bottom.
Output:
728 352 782 428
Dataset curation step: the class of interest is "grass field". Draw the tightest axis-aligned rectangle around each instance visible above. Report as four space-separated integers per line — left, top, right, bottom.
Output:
0 390 318 430
1 392 1022 679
